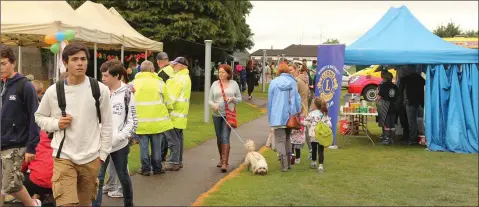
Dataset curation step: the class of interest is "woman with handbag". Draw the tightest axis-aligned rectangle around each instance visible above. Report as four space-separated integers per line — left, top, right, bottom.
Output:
208 64 242 173
267 63 302 172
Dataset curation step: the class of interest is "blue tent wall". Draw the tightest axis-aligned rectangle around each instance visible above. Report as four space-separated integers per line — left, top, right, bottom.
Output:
345 6 478 65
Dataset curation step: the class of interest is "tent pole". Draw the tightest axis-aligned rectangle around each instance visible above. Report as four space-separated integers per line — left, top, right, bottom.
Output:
94 43 98 80
204 40 213 123
145 50 147 60
18 46 22 74
121 45 125 64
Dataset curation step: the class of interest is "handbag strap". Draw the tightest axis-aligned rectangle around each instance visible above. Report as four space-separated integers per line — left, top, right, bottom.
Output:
219 81 229 110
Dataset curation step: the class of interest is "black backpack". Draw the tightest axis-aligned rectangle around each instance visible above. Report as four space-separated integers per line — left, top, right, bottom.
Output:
53 77 101 158
15 77 30 104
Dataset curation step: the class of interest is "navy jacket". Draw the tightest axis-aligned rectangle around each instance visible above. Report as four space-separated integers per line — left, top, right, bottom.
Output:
1 73 40 153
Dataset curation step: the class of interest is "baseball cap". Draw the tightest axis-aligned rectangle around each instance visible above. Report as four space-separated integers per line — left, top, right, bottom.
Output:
170 57 189 67
156 52 168 60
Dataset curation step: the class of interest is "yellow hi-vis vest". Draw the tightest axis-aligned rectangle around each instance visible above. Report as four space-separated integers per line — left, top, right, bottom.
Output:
158 65 175 78
133 72 173 134
166 68 191 129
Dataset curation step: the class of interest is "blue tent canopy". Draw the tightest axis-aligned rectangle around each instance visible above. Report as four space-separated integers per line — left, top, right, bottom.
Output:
345 6 479 65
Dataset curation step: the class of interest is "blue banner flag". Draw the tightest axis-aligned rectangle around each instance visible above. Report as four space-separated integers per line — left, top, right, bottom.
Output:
315 44 345 146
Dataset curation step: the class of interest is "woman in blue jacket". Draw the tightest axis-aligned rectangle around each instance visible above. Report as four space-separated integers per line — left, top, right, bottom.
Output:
267 63 302 172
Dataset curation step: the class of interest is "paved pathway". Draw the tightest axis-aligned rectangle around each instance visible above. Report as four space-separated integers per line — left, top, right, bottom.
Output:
102 96 269 206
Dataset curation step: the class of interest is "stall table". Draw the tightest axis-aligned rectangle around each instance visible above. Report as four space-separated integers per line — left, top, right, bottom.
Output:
340 112 378 147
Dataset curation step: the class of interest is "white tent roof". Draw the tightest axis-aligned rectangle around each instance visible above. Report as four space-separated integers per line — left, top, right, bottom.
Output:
1 1 119 46
75 1 163 52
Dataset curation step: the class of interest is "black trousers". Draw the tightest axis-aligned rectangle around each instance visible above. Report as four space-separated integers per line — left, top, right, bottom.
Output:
311 142 325 164
247 77 255 96
292 147 301 159
23 172 52 199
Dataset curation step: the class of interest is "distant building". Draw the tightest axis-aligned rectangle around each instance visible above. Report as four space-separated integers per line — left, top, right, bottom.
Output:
443 37 478 49
232 50 250 66
250 44 319 63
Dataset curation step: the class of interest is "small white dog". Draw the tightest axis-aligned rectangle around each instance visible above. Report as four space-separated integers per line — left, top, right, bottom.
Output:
244 139 268 175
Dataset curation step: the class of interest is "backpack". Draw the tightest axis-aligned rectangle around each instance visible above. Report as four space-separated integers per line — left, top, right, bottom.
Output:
315 115 333 147
53 77 101 158
15 77 30 104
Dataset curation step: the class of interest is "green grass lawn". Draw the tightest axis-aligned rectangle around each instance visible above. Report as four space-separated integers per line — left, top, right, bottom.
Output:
127 92 266 172
200 102 478 206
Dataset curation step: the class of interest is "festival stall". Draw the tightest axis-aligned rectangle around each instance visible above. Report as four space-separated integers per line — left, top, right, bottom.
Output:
1 1 124 81
344 6 478 153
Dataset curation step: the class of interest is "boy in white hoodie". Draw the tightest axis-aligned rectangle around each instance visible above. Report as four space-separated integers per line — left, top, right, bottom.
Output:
34 43 113 206
93 60 138 207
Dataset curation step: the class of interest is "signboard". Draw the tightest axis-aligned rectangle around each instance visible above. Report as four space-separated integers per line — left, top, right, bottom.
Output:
315 44 346 146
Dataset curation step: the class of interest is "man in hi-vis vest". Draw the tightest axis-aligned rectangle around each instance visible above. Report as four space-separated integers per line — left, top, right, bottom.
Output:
131 60 180 175
165 57 191 169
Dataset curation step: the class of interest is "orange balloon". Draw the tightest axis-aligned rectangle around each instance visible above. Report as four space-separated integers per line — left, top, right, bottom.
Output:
44 35 57 44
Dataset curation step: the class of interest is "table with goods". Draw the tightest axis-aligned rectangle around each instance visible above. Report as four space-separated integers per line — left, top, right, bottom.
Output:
339 94 378 146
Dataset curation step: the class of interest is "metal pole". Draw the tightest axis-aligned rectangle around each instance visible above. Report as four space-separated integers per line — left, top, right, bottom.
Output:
145 50 148 60
94 43 97 80
121 45 124 64
18 46 22 74
262 50 266 92
204 40 213 123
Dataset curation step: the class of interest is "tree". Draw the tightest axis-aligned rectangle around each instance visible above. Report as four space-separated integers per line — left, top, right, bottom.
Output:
67 0 254 62
323 39 340 44
463 30 479 37
433 22 462 38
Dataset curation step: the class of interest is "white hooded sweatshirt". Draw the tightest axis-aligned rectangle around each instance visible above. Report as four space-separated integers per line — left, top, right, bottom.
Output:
110 82 138 152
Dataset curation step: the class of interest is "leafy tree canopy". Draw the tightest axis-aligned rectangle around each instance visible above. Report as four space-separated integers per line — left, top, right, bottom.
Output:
323 38 340 44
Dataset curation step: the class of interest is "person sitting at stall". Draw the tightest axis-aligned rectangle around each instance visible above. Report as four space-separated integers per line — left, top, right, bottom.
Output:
377 71 398 145
20 130 54 205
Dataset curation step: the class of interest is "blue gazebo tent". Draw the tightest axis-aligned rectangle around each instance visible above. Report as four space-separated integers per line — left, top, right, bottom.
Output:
344 5 478 153
345 6 478 65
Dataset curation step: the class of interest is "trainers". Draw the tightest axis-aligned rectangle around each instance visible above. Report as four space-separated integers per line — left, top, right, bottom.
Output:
33 199 42 207
310 161 317 169
108 190 124 198
153 169 166 175
317 165 324 173
102 185 114 194
136 169 151 176
295 158 301 164
164 163 180 171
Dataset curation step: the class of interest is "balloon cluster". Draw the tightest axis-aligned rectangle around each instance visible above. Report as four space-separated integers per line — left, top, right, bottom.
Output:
124 51 153 62
44 29 76 54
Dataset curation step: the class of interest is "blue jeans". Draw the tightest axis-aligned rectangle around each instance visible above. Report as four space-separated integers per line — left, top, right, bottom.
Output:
173 129 184 164
139 134 164 172
164 129 180 164
93 144 133 207
212 116 231 144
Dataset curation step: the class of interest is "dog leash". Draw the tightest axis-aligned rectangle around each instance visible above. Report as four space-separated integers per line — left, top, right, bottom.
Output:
219 112 245 144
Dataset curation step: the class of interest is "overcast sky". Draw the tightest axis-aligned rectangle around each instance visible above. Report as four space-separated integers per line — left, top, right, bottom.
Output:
245 1 479 53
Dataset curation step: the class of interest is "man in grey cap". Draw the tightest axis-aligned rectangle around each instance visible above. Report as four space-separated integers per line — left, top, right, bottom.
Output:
156 52 175 82
164 57 191 170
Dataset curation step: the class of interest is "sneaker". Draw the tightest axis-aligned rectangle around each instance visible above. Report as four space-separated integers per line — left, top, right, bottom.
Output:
102 185 114 194
136 169 151 176
108 190 124 198
153 169 166 175
310 161 317 169
163 163 180 171
33 199 42 207
317 165 324 173
295 158 301 164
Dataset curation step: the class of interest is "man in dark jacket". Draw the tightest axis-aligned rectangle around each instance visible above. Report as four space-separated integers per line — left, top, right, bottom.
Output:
1 45 41 206
398 70 425 145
